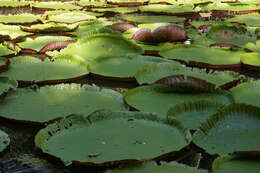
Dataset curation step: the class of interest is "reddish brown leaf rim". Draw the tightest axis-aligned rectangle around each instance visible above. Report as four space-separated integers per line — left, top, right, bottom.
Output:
39 40 76 53
131 28 153 43
0 58 10 72
210 43 241 49
107 23 136 32
241 63 260 72
155 75 217 92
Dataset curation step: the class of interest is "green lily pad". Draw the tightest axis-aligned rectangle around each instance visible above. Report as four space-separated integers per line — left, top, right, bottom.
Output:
0 129 9 152
202 2 259 12
18 36 74 52
213 155 260 173
124 84 233 115
77 0 106 7
167 101 224 130
92 7 138 14
89 55 171 79
0 77 17 95
244 40 260 53
0 55 89 83
0 0 30 7
241 52 260 70
121 15 185 24
107 161 207 173
138 4 198 14
135 62 243 88
0 14 40 24
44 12 96 24
0 84 127 123
193 104 260 155
0 24 32 40
159 45 244 68
32 1 82 10
205 25 257 47
0 43 15 56
35 110 191 165
230 80 260 107
227 13 260 27
20 23 79 33
59 33 143 62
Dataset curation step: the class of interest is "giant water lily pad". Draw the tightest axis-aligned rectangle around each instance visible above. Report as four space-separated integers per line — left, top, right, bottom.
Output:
124 85 233 115
44 12 96 24
35 110 191 165
59 33 143 61
32 1 82 10
0 24 32 40
106 161 207 173
244 40 260 53
0 43 15 57
227 13 260 27
159 45 244 68
0 84 127 123
0 0 30 7
193 104 260 155
18 36 74 52
138 4 198 14
241 52 260 71
135 62 243 88
89 55 171 79
92 7 138 14
20 23 79 33
0 14 40 24
213 155 260 173
0 77 17 95
0 129 9 152
167 101 224 130
230 80 260 107
0 55 89 83
121 15 185 24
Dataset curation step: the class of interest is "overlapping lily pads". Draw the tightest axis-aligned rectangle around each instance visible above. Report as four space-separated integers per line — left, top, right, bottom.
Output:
124 84 233 115
20 23 79 33
35 110 191 165
0 84 127 123
0 77 17 95
193 104 260 155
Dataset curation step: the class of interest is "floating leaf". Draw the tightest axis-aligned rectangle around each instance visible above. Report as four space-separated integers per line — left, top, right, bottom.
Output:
230 80 260 107
193 104 260 155
167 101 224 130
135 62 244 89
0 77 17 95
0 130 9 152
32 1 82 10
0 55 89 83
159 45 244 68
108 23 136 32
35 110 191 165
92 7 138 14
18 36 74 52
107 161 207 173
0 24 32 40
227 13 260 27
244 40 260 53
241 52 260 71
0 14 40 24
0 84 127 123
89 55 170 79
39 40 76 53
213 155 260 173
138 4 197 14
121 15 185 24
124 85 233 115
20 23 79 33
131 28 153 43
0 0 30 7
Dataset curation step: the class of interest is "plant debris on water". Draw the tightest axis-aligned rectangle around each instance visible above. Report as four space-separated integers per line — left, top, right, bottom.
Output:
0 0 259 172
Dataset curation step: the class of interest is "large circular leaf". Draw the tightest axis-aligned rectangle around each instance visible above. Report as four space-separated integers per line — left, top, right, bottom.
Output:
241 52 260 71
0 84 128 123
89 55 171 79
0 129 9 152
35 110 191 165
135 62 243 89
32 1 82 10
138 4 198 14
59 33 144 61
159 45 244 68
20 23 79 33
213 155 260 173
107 161 207 173
0 24 32 40
230 80 260 107
0 14 40 24
193 104 260 155
121 15 185 24
124 85 233 115
0 55 89 84
167 101 224 130
0 77 17 95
